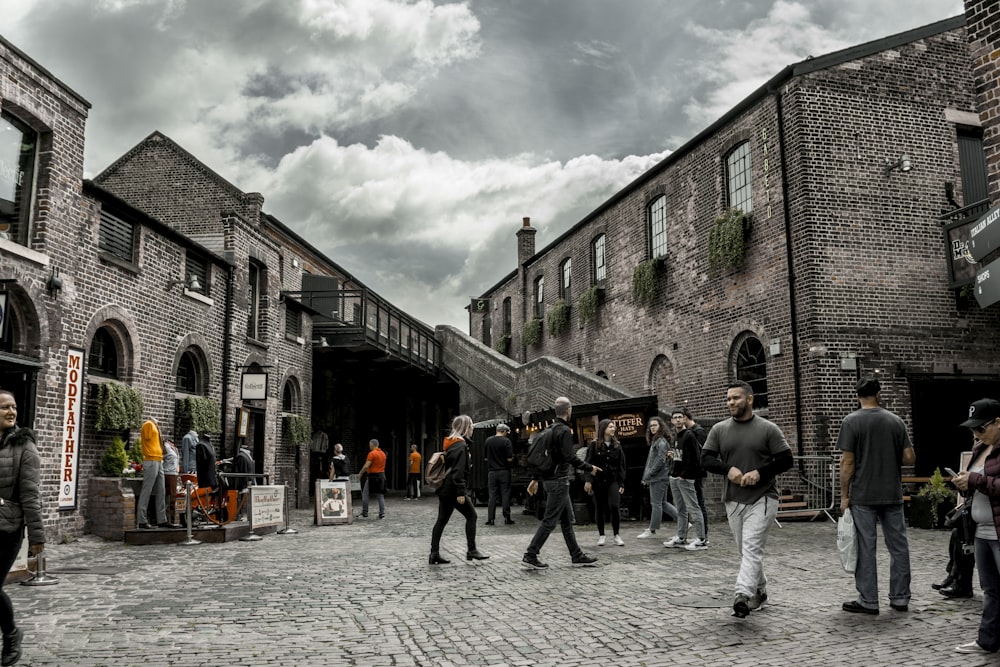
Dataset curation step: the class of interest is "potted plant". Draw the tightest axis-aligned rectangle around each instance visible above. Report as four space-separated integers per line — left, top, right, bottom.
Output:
99 436 129 477
493 335 511 354
707 207 749 273
522 318 542 347
546 299 570 336
911 468 956 529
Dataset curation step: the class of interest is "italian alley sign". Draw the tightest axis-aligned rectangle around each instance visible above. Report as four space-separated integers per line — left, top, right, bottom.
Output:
59 347 84 509
968 203 1000 308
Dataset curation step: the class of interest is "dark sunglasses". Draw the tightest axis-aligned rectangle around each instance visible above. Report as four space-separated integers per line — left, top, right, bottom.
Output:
973 421 995 434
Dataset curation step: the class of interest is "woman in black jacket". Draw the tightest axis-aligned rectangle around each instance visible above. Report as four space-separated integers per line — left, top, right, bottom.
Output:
584 419 627 547
429 415 489 564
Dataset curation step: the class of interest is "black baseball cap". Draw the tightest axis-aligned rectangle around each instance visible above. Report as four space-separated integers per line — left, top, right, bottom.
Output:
960 398 1000 429
855 376 881 397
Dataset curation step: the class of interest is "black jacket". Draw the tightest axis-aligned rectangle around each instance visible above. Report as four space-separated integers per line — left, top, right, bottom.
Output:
670 429 703 480
438 437 471 497
484 435 514 471
0 427 43 544
584 440 626 486
537 418 593 481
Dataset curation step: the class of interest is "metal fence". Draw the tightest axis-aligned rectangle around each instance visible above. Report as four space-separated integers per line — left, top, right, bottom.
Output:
775 455 836 523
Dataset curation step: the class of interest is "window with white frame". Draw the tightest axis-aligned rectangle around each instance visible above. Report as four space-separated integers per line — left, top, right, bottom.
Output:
0 111 38 246
559 258 571 300
592 234 606 283
533 276 544 318
726 141 753 215
649 195 668 259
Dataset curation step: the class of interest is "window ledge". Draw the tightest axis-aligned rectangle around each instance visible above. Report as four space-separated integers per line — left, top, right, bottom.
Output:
247 337 269 351
183 289 213 306
285 334 305 345
98 251 138 274
0 239 49 267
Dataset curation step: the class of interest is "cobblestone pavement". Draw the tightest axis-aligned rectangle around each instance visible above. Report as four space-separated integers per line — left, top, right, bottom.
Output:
12 493 991 666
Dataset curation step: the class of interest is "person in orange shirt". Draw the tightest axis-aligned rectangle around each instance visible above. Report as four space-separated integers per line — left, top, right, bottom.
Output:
358 439 387 518
406 444 422 500
136 417 169 529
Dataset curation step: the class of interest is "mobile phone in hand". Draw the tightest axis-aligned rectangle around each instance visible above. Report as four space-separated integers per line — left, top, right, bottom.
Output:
944 467 958 477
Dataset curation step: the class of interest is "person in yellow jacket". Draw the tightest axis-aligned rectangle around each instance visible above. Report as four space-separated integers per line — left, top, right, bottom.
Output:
136 417 171 529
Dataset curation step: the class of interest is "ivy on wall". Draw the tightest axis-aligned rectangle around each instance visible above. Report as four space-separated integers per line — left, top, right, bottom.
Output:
546 299 570 336
176 397 222 434
578 284 602 323
283 414 312 445
94 381 143 432
522 318 542 346
708 207 748 273
631 260 657 306
493 335 511 354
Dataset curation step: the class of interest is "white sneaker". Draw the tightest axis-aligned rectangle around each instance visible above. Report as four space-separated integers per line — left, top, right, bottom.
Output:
597 535 606 546
637 529 655 539
684 539 708 551
613 535 625 546
663 536 688 548
955 641 992 654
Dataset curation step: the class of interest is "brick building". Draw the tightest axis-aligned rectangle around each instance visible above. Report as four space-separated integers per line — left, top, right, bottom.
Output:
470 15 1000 476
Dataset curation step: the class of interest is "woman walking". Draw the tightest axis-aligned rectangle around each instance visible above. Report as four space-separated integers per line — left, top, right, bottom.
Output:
0 390 43 666
584 419 627 546
429 415 489 564
638 415 678 539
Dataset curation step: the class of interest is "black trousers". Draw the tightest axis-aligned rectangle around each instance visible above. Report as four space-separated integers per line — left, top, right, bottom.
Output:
431 493 477 553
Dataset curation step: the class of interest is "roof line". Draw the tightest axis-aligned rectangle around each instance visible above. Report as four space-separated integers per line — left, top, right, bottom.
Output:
0 33 91 109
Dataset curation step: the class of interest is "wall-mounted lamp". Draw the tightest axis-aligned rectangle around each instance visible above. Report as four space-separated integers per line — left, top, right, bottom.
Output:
166 275 202 292
315 336 330 348
46 268 63 298
885 153 912 174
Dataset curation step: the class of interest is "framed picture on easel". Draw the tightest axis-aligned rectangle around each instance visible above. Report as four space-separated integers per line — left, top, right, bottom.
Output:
236 408 250 438
316 479 352 525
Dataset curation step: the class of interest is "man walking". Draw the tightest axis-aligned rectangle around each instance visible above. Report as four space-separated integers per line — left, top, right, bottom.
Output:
485 423 515 525
682 408 710 541
703 382 793 618
838 376 915 615
358 439 387 519
522 397 601 569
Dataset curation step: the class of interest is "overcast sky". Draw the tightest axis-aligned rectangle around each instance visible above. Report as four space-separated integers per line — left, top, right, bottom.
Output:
4 0 963 330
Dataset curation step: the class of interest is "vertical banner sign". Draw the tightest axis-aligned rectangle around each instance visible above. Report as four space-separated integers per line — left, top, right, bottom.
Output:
59 347 85 509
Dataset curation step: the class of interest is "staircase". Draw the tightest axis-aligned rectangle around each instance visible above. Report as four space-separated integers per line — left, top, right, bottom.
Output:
776 489 823 521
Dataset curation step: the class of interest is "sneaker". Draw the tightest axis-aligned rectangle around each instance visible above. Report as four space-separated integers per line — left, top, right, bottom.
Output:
733 594 750 618
955 641 993 654
521 554 548 570
613 535 625 547
571 553 598 567
597 535 606 546
663 536 688 548
637 529 655 539
1 627 21 667
684 538 708 551
748 589 768 610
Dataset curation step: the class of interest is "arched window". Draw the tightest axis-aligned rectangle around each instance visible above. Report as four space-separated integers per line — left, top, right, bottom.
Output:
88 327 119 378
726 141 753 215
592 234 606 283
282 379 299 413
533 276 544 318
732 333 768 409
176 350 202 395
559 258 572 300
649 355 677 412
648 195 668 259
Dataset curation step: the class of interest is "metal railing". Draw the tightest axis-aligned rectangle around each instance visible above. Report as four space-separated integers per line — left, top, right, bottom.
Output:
775 455 836 523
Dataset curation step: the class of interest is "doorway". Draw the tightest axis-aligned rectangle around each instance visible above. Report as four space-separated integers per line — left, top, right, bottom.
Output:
909 377 1000 475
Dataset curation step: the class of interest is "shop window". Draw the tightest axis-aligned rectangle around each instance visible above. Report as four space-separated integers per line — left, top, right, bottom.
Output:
88 327 119 379
0 111 38 246
649 195 668 259
726 141 753 215
732 333 768 408
592 234 606 283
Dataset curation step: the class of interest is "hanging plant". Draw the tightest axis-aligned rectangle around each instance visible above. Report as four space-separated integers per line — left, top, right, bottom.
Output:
95 381 144 431
493 335 511 354
546 299 570 336
522 318 542 346
708 207 747 273
283 414 312 445
176 397 222 434
632 260 657 306
578 284 602 323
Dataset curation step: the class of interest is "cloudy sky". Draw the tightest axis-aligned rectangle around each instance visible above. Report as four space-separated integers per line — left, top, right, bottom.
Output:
5 0 963 329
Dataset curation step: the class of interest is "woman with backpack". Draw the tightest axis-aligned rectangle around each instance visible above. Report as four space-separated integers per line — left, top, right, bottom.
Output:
429 415 490 565
584 419 627 546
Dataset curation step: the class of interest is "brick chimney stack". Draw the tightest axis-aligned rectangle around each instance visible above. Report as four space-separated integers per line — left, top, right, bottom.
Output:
516 216 536 266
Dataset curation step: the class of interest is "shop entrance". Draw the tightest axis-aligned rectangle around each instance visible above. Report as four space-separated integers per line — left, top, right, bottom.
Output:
0 357 39 427
909 376 1000 475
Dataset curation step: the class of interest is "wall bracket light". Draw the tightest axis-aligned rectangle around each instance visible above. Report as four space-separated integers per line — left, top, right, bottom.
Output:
166 275 202 292
885 153 912 174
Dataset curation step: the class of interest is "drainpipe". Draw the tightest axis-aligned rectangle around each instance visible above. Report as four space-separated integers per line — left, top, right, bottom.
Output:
772 86 805 457
221 258 235 458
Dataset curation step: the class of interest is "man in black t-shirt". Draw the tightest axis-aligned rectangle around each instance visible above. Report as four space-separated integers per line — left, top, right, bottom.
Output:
485 424 515 525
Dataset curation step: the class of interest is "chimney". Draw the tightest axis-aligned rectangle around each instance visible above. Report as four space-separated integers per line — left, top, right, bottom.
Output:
516 216 536 266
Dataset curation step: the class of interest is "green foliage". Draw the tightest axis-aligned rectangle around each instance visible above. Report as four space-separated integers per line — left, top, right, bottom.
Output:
94 381 143 431
284 414 312 445
175 397 221 434
918 468 954 518
631 260 657 306
578 284 601 324
99 436 129 477
522 318 542 347
546 299 570 336
708 208 747 273
493 335 511 354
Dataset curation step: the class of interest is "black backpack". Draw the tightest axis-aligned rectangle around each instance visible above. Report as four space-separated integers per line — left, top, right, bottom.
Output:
527 425 559 475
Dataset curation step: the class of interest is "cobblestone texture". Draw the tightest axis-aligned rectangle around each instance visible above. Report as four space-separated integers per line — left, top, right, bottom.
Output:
15 494 989 666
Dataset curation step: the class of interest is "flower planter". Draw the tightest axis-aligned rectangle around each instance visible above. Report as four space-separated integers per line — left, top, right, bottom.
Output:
86 477 138 540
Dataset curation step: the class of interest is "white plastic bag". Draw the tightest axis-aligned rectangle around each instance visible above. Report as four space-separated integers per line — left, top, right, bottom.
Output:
837 508 857 574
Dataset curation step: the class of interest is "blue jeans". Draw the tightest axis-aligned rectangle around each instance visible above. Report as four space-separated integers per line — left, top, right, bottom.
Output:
670 477 705 541
647 479 678 531
850 504 911 610
726 496 779 598
487 469 512 522
526 478 583 559
362 475 385 517
695 475 709 536
975 538 1000 652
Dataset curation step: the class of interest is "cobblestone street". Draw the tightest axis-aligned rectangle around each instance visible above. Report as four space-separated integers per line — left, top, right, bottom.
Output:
16 495 989 666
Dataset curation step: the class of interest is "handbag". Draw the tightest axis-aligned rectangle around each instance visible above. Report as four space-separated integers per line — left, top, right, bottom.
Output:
945 501 975 546
837 508 857 574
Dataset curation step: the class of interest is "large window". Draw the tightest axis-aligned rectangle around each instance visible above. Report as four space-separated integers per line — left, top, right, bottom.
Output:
592 234 606 283
732 333 768 409
533 276 544 318
88 327 119 379
649 195 668 259
248 261 262 339
502 297 512 337
98 210 136 264
559 258 572 300
0 111 38 246
726 141 753 215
